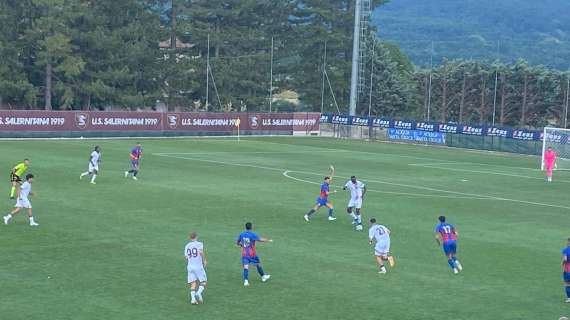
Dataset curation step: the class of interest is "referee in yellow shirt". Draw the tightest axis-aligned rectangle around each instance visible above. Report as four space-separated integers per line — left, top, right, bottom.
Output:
10 159 30 199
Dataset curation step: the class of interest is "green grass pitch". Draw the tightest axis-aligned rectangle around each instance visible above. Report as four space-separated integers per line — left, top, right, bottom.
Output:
0 136 568 320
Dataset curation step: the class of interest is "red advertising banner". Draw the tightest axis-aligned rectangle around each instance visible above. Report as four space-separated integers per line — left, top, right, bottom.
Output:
0 111 320 133
164 112 320 132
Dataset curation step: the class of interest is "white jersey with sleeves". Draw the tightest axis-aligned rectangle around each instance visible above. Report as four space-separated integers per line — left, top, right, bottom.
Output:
184 240 207 283
19 181 32 200
369 224 391 256
345 180 365 200
16 181 32 209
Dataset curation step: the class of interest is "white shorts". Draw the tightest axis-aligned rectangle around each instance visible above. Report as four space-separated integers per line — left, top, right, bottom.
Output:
375 241 390 257
187 267 207 283
348 197 362 209
88 163 99 173
16 198 32 209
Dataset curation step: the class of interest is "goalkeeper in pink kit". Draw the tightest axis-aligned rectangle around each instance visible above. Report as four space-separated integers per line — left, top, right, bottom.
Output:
544 147 557 182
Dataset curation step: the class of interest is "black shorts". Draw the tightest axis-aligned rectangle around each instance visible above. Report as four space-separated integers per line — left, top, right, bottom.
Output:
10 173 21 183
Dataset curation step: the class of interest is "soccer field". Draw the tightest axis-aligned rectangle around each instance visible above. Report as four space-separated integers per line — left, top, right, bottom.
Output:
1 136 568 320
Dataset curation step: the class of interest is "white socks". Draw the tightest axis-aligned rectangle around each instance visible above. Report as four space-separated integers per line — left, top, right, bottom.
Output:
91 174 97 183
190 290 196 302
356 215 362 224
197 285 205 295
350 213 357 220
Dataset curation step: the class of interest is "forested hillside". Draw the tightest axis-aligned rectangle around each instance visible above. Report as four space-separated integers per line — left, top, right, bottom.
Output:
373 0 570 69
1 0 569 129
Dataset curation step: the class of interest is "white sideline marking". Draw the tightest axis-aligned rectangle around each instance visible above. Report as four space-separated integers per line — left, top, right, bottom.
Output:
282 171 492 200
155 150 350 156
408 161 540 172
154 153 570 210
240 138 541 171
409 163 570 183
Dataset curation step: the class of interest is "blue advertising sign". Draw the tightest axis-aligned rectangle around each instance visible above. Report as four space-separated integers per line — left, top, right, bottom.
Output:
438 123 460 134
393 120 415 130
351 116 370 126
539 131 566 143
319 114 332 123
388 128 446 144
415 121 438 132
460 125 485 136
320 113 544 141
371 117 391 128
331 115 351 125
486 127 511 138
512 130 539 141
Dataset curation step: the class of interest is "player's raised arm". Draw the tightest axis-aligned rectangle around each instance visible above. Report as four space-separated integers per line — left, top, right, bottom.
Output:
329 165 335 179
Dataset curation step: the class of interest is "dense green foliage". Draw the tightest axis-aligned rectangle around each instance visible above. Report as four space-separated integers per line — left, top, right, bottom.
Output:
0 0 568 128
413 60 570 128
373 0 570 69
1 137 570 319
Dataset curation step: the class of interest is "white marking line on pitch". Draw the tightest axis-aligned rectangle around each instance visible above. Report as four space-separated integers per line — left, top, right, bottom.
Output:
154 153 570 210
240 139 540 171
282 171 491 200
154 150 350 156
408 161 540 172
408 163 570 183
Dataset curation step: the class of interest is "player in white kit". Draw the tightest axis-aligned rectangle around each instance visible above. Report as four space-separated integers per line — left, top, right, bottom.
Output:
80 146 101 184
3 174 39 226
184 232 207 305
368 218 395 274
343 176 367 230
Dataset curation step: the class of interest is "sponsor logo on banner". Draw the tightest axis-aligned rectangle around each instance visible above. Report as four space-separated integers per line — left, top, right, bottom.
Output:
0 116 66 127
371 118 391 128
388 128 445 144
181 117 238 127
331 115 350 125
512 130 537 141
393 120 413 130
439 124 459 134
250 116 259 129
543 132 564 143
75 113 88 129
90 116 160 126
351 116 370 126
320 114 332 123
415 122 436 132
262 118 318 126
487 127 509 137
462 125 484 136
167 114 178 129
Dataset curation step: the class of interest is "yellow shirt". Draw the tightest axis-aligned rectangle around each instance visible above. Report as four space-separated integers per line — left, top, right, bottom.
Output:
13 163 28 177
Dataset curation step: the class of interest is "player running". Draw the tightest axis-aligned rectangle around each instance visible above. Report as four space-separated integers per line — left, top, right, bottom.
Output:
80 146 101 184
236 222 272 287
304 166 337 222
368 218 395 274
435 215 463 274
4 174 39 227
124 142 142 180
544 146 557 182
562 238 570 303
9 158 30 199
184 232 207 305
343 176 367 230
